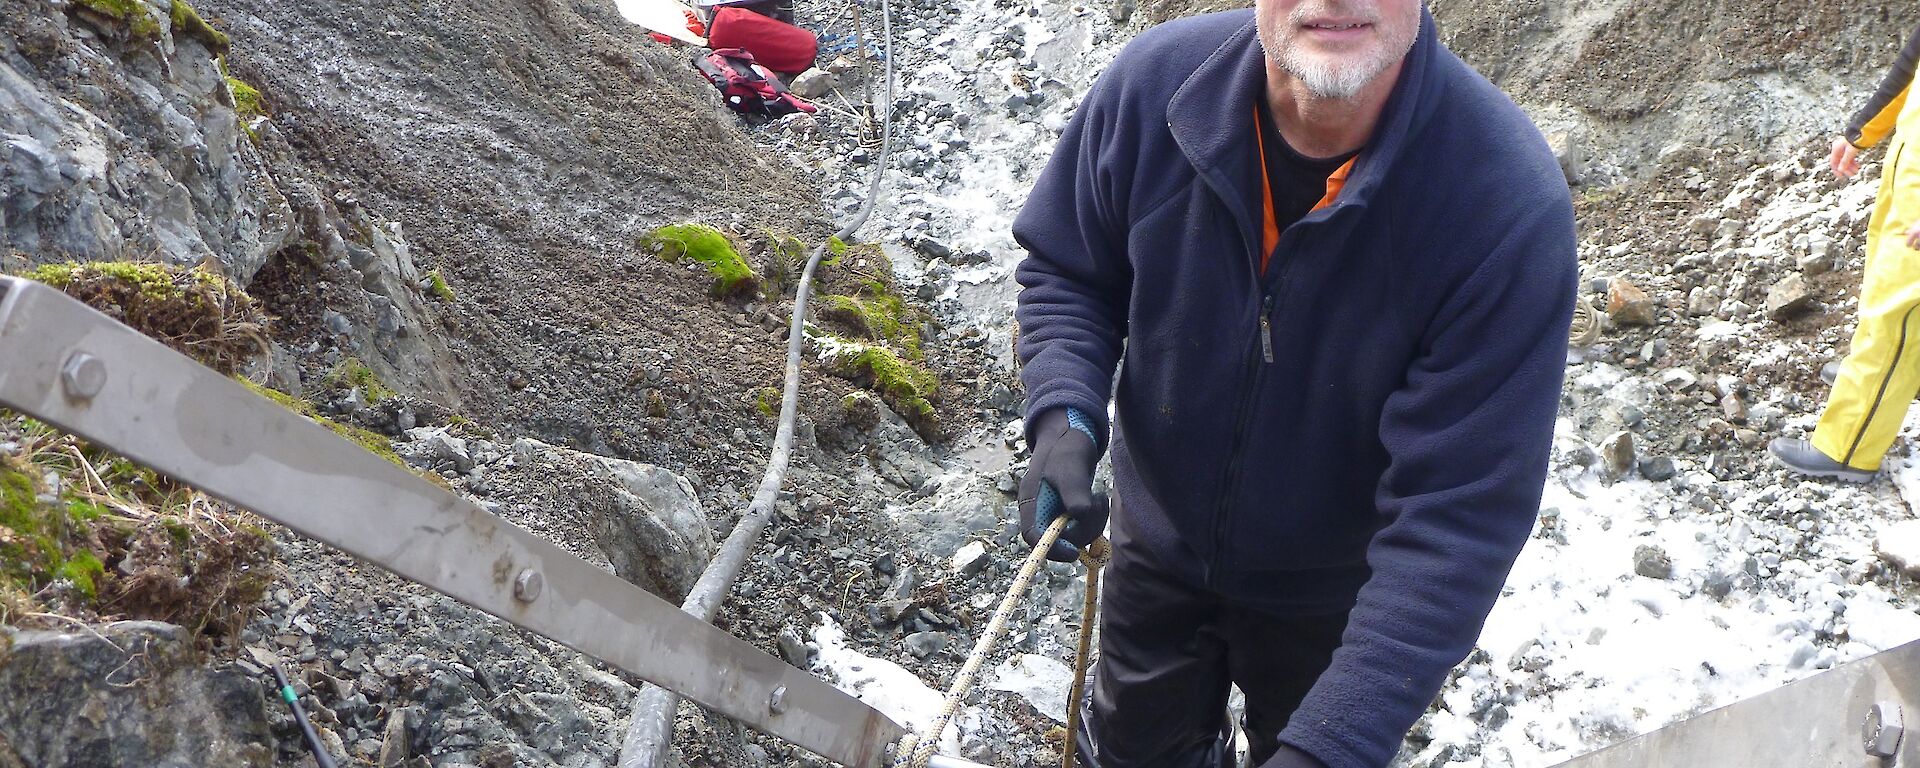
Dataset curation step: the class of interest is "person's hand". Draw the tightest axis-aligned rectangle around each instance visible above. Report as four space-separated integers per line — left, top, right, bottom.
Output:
1016 407 1107 562
1260 744 1328 768
1907 221 1920 250
1831 136 1862 179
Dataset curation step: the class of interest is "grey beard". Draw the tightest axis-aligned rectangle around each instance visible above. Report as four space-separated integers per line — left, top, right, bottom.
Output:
1278 51 1386 100
1257 18 1417 101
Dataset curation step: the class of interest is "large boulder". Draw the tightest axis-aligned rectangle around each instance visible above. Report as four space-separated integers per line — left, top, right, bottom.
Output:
496 438 717 601
0 622 273 766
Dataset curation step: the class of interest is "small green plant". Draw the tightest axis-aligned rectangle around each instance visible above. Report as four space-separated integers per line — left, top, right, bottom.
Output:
753 386 781 418
425 269 456 302
226 76 263 119
641 224 759 297
323 357 397 404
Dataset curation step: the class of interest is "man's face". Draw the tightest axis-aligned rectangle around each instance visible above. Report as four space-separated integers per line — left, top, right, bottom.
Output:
1255 0 1421 100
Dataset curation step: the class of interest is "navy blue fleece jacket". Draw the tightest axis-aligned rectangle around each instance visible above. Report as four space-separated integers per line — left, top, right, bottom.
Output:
1012 9 1576 768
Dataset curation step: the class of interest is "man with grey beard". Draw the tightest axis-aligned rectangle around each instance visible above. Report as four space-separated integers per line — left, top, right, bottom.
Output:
1010 1 1577 766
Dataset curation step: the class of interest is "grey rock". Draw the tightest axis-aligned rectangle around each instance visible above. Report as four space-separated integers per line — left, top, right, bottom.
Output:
378 706 418 766
951 541 991 576
1637 456 1678 482
1765 273 1814 320
1543 130 1584 185
904 631 950 658
0 622 274 766
1600 431 1636 481
790 68 838 99
1633 544 1673 580
1701 571 1736 600
585 452 717 599
777 627 810 668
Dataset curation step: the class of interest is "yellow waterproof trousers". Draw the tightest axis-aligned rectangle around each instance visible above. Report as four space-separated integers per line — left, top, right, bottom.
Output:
1815 135 1920 470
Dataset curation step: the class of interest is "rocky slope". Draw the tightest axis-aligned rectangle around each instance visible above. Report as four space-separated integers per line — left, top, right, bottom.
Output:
13 0 1920 767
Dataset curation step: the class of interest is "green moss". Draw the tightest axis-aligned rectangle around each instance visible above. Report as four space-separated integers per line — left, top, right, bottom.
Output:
65 500 109 523
641 224 759 297
822 284 921 359
74 0 163 38
0 458 75 599
425 269 456 302
237 379 442 487
324 358 397 404
754 386 781 418
54 551 105 599
226 76 263 119
828 236 849 257
17 261 267 375
821 338 939 430
169 0 228 50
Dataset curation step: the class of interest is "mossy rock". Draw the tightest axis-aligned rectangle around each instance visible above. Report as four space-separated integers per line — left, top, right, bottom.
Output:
71 0 163 39
425 269 456 302
753 386 781 419
226 76 264 119
753 230 811 293
641 224 759 297
820 285 921 360
20 261 268 375
819 338 939 434
323 357 397 404
0 419 274 637
169 0 228 50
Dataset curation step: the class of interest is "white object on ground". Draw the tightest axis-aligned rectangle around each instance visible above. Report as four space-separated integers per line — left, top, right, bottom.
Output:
611 0 707 45
986 653 1073 723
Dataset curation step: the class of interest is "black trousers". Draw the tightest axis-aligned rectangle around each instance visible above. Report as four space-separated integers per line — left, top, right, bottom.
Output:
1080 518 1351 768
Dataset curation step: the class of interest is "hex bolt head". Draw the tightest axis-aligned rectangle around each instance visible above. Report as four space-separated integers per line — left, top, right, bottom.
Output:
60 352 106 400
769 685 788 716
512 568 544 603
1865 701 1904 759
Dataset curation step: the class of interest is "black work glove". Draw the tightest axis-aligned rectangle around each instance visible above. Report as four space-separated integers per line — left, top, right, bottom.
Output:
1017 407 1108 562
1259 744 1327 768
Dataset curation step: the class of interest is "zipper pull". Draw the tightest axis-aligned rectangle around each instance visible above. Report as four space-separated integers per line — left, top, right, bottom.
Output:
1258 294 1274 364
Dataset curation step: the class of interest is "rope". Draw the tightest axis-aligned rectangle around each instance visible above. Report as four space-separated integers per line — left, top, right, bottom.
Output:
891 517 1110 768
1063 537 1108 768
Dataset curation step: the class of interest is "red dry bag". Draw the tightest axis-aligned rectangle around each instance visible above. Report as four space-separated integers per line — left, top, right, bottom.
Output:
705 7 817 74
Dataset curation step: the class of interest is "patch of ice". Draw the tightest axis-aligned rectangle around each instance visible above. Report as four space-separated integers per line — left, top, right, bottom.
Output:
811 615 967 755
986 653 1074 722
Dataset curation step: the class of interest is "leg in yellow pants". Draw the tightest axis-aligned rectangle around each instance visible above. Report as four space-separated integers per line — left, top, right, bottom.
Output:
1814 137 1920 471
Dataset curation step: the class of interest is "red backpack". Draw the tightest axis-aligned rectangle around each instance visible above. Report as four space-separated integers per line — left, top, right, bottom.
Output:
705 7 817 73
692 48 816 117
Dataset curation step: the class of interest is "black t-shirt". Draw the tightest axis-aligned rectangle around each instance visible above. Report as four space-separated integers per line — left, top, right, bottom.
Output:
1256 103 1359 234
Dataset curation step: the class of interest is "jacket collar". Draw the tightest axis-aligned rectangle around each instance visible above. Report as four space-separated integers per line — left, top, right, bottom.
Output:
1167 8 1442 241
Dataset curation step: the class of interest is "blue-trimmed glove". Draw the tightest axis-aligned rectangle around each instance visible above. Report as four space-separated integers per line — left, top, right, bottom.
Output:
1017 407 1108 562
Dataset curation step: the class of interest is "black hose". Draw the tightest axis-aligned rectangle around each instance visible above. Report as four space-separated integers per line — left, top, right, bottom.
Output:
271 662 340 768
